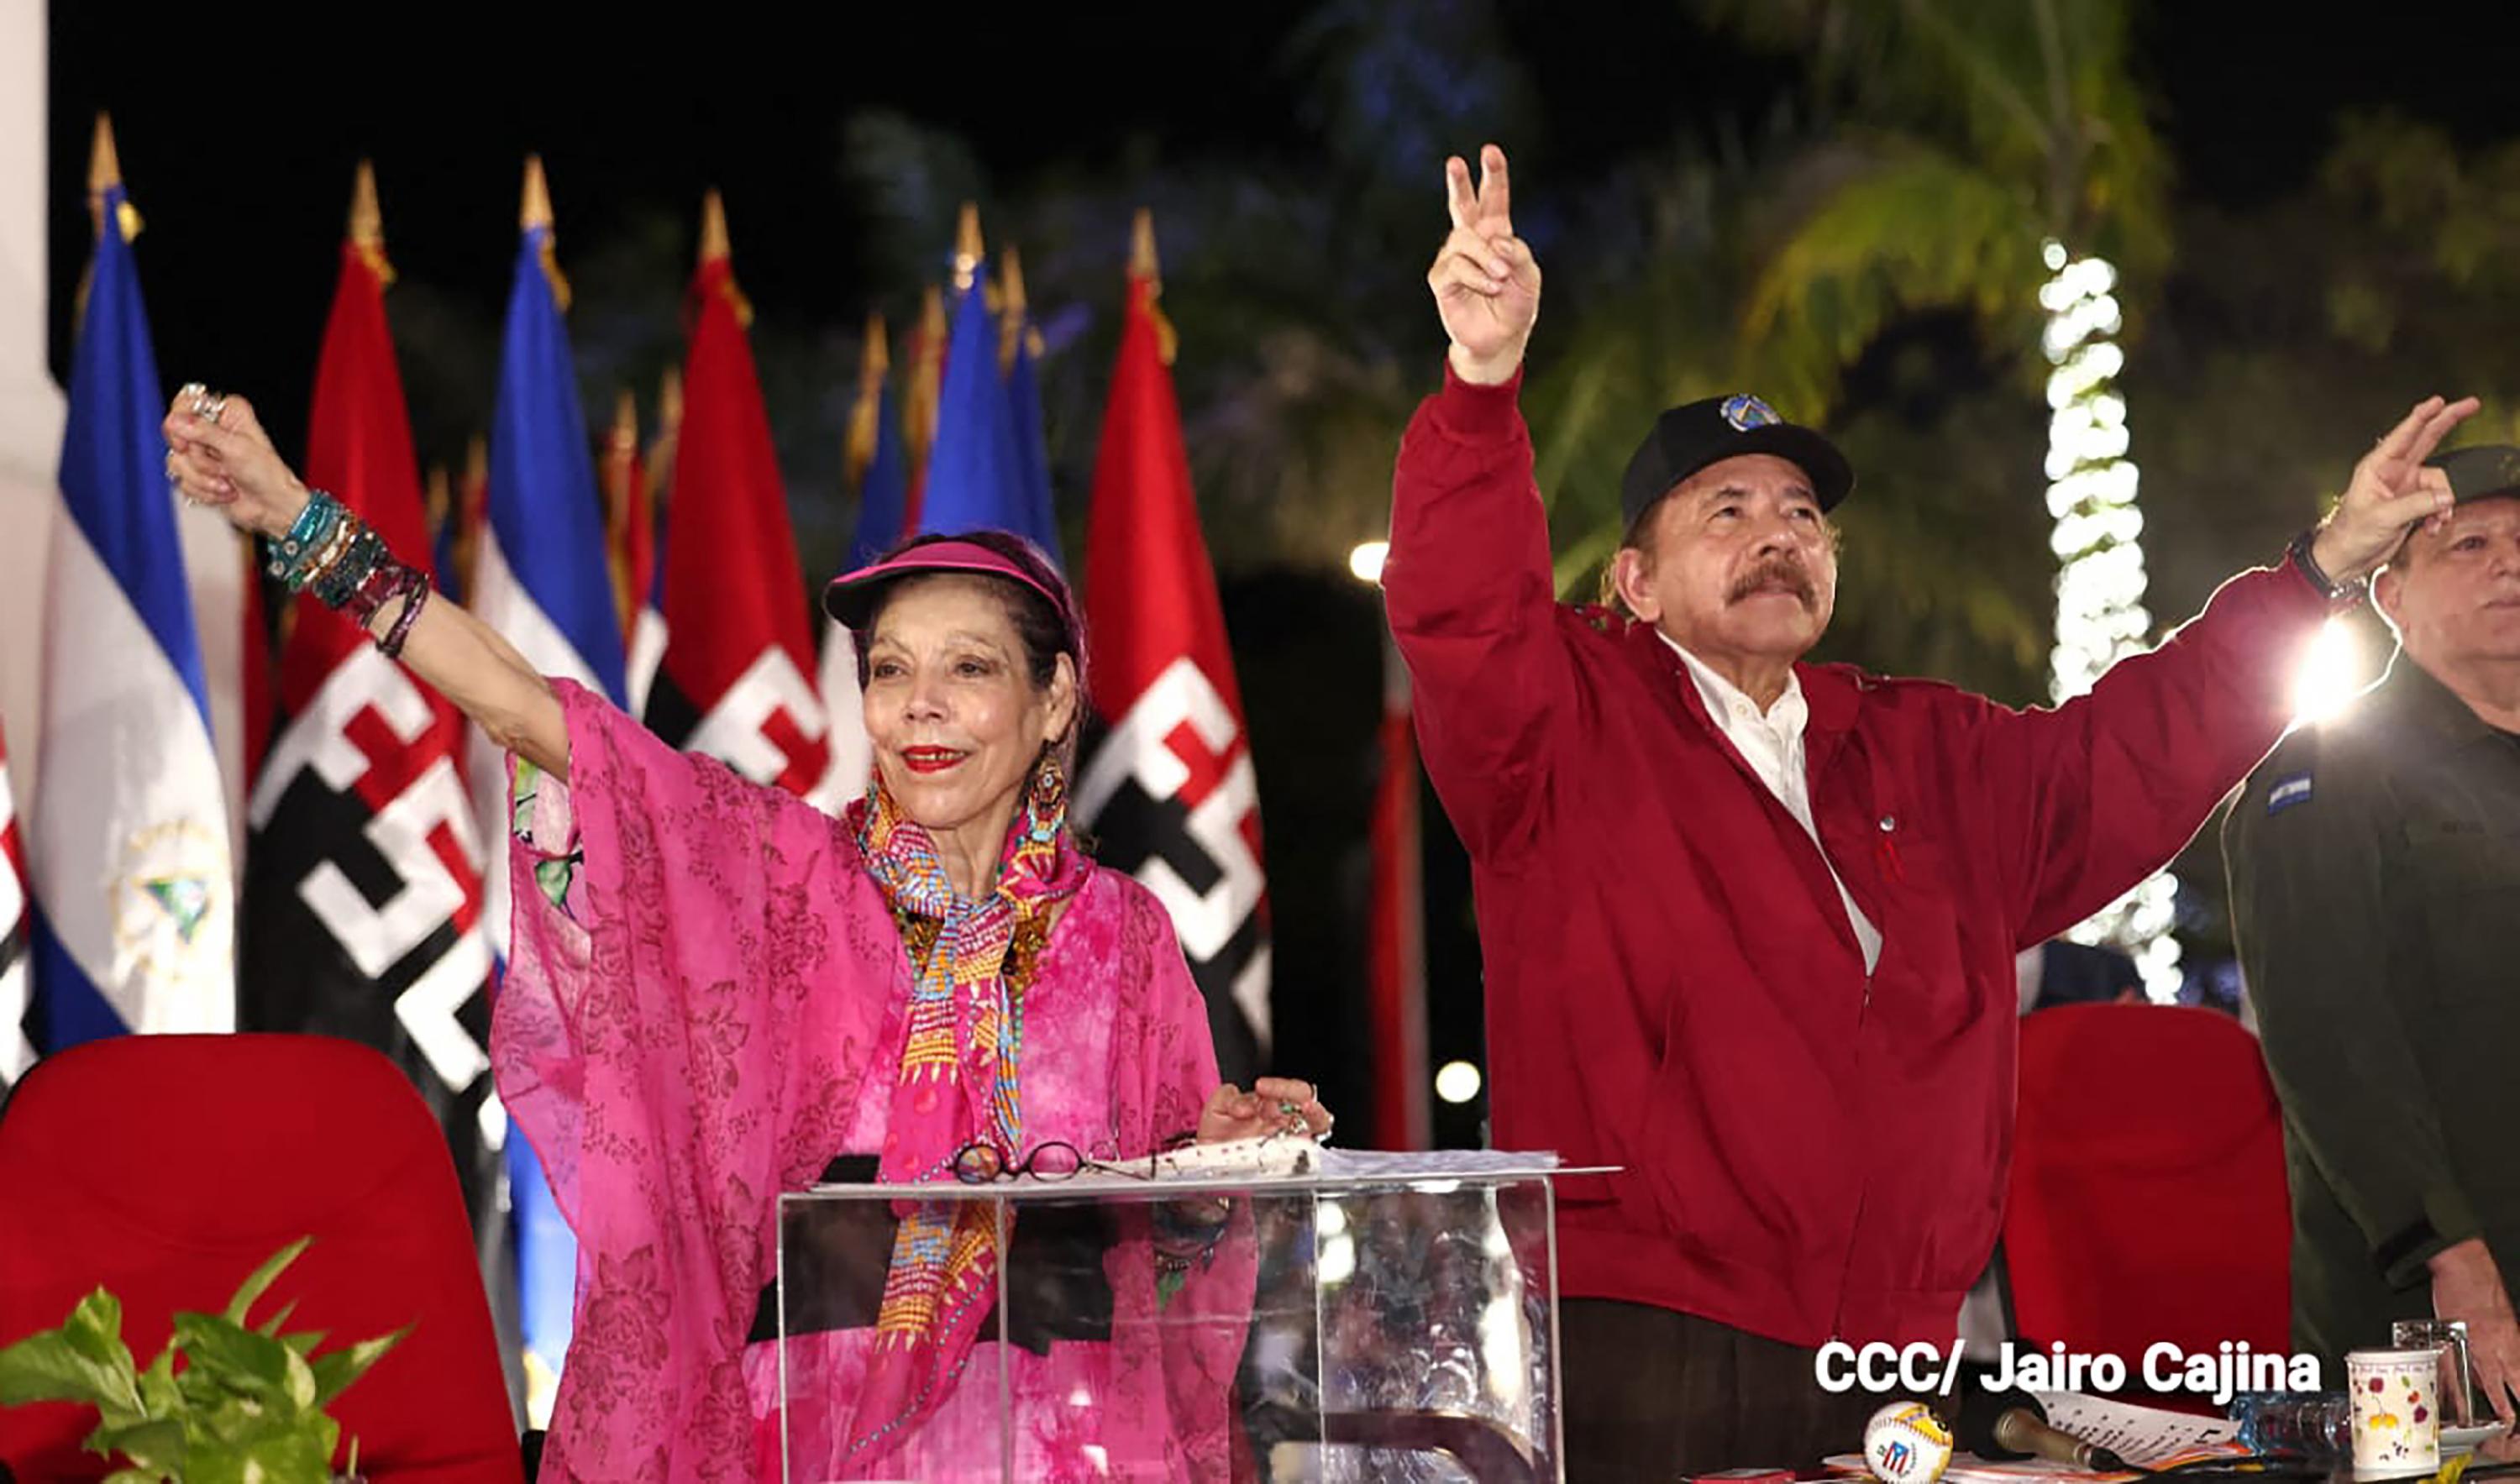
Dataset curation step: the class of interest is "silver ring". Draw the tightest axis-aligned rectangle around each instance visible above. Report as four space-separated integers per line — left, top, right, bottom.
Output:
200 393 227 427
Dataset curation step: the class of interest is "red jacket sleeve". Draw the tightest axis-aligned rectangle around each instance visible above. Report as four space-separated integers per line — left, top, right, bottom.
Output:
1382 364 1575 862
1967 561 2330 948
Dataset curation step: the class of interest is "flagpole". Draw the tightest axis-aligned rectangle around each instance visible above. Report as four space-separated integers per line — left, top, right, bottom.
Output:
1358 546 1431 1150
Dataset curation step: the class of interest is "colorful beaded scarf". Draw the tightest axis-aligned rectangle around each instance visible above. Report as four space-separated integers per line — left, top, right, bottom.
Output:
837 758 1085 1465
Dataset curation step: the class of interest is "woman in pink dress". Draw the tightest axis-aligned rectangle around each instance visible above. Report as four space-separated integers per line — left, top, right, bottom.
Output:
165 390 1331 1483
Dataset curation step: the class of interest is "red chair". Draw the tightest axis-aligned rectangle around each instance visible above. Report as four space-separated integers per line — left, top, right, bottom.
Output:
0 1034 522 1481
2003 1004 2292 1398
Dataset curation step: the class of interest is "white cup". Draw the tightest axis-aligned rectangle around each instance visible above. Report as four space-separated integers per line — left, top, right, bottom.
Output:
2349 1346 2444 1474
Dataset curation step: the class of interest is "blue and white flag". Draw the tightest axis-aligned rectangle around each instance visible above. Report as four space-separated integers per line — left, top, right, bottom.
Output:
915 275 1032 548
29 179 234 1055
468 191 627 1424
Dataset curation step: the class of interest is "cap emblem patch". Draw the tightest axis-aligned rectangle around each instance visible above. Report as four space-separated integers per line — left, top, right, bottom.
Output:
1722 393 1781 432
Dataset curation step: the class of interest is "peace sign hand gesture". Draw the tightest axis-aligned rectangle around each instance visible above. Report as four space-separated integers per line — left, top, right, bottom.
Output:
1427 144 1541 386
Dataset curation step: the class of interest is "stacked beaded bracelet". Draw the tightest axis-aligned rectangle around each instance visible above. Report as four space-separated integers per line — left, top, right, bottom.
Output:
373 569 433 660
263 489 433 658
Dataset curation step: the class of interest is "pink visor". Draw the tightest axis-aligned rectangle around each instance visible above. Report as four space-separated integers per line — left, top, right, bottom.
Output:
821 538 1069 632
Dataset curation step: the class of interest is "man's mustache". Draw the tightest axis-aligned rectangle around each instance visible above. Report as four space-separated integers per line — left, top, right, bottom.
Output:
1727 556 1817 608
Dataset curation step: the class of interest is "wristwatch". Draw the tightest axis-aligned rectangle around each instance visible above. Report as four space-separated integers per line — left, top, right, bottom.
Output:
2286 527 2369 609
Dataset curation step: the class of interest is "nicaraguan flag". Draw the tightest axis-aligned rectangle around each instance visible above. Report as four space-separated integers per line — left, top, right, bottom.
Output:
913 275 1031 547
29 179 234 1056
469 199 627 1424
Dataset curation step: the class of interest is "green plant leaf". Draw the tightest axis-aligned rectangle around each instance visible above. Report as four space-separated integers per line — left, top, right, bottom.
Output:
135 1340 182 1417
254 1299 300 1339
277 1329 329 1358
0 1289 141 1418
309 1324 411 1409
185 1424 333 1484
100 1468 168 1484
223 1236 312 1327
87 1417 187 1475
171 1311 315 1412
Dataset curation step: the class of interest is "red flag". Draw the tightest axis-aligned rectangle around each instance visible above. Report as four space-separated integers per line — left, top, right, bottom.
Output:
243 162 493 1131
1368 627 1431 1149
1 719 29 1083
1077 213 1270 1082
646 191 828 794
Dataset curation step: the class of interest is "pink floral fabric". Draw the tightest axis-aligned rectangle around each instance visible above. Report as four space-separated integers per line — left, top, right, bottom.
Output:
491 680 1245 1481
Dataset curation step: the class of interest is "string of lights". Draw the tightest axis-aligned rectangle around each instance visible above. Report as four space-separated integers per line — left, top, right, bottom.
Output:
2040 240 2181 1002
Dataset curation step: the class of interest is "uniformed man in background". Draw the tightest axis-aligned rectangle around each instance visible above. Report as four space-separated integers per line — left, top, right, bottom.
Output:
2226 443 2520 1427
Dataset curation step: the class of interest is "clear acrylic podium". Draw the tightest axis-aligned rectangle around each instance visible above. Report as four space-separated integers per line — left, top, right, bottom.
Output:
774 1152 1578 1482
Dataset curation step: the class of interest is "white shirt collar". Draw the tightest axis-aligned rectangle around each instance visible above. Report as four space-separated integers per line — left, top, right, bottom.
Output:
1656 630 1808 735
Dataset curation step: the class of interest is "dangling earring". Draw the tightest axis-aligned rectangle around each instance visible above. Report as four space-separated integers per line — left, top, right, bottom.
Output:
1032 748 1068 810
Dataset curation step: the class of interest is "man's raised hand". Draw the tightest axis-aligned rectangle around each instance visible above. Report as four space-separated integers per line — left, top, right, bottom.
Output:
1428 144 1541 385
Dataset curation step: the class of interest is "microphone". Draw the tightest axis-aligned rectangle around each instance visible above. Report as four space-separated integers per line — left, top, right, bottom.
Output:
1955 1377 2130 1473
1991 1407 2129 1472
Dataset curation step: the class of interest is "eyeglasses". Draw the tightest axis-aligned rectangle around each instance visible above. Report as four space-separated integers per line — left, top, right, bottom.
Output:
951 1133 1200 1185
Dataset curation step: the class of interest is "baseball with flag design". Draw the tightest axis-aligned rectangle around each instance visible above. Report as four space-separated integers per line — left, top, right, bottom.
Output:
645 192 828 794
1077 214 1270 1083
29 118 234 1057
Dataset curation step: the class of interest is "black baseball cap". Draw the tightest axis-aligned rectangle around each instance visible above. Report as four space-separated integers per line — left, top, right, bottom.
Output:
1619 393 1856 532
2424 444 2520 504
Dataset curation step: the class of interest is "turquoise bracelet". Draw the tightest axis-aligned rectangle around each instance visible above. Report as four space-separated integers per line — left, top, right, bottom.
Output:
265 490 345 585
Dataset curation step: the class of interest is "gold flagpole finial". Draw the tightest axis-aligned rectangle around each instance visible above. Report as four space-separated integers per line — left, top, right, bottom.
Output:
953 202 984 294
696 190 751 324
998 245 1029 372
906 285 948 459
1000 246 1028 317
847 313 891 495
521 155 554 231
519 156 570 310
349 160 384 246
86 114 139 244
1130 209 1177 365
658 365 685 433
648 367 683 506
699 188 731 267
88 114 122 197
862 312 890 383
349 160 395 284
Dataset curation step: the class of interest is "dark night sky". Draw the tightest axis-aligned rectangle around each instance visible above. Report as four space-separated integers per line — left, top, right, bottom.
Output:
42 1 2520 1135
46 2 2520 454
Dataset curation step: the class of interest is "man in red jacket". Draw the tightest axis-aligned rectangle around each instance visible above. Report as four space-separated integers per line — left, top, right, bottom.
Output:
1390 144 2475 1478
